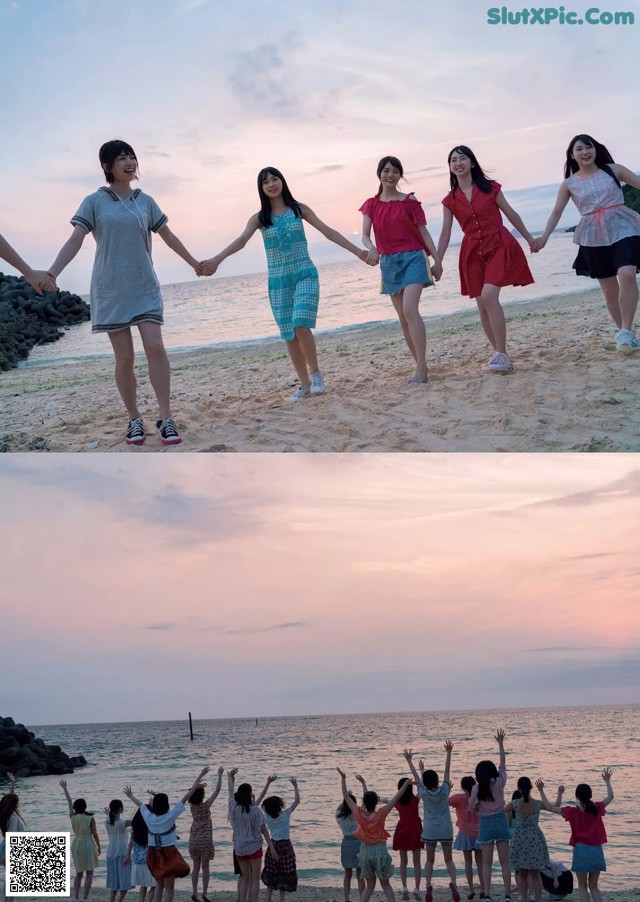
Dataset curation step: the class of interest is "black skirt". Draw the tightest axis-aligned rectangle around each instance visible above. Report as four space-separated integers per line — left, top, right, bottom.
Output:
573 235 640 279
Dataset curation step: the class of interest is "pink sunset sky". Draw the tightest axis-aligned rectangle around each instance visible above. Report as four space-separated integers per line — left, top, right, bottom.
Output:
1 0 638 294
2 454 638 725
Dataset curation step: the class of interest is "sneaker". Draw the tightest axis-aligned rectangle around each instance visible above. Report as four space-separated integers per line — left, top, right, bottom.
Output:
615 328 639 354
290 384 311 400
155 417 182 445
413 892 422 901
450 884 461 902
402 892 410 901
125 417 145 445
426 886 434 902
310 371 326 395
488 351 512 373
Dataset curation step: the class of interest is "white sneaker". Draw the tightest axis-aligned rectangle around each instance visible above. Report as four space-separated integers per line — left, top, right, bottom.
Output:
310 372 325 395
488 351 512 373
290 384 310 400
615 328 639 354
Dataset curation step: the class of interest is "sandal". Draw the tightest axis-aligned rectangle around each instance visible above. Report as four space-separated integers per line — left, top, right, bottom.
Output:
468 894 476 900
191 895 199 901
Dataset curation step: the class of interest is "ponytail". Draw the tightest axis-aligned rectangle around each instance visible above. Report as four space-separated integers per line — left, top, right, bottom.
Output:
517 776 532 803
575 783 598 816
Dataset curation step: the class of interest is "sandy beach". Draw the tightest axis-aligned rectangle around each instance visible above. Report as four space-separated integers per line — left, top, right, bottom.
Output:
1 288 639 453
14 888 640 902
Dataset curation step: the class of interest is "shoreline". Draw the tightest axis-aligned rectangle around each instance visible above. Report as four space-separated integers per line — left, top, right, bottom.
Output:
1 288 640 452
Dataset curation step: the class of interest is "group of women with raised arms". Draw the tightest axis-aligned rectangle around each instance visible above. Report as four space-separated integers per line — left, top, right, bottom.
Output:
1 731 616 902
2 133 639 444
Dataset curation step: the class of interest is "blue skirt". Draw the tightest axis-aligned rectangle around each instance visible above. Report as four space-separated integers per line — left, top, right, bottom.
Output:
107 855 132 890
454 831 479 851
380 250 433 295
477 812 511 844
572 843 606 873
341 834 361 869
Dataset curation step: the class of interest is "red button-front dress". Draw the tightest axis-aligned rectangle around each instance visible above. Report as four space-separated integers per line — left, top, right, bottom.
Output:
442 181 534 298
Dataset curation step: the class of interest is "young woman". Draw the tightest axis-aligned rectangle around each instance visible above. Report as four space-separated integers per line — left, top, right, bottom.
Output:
437 146 536 373
197 166 374 400
188 766 224 902
468 730 511 902
60 779 101 902
48 140 201 446
505 777 553 902
105 799 132 902
360 156 442 384
227 768 278 902
126 807 156 902
335 790 365 902
261 776 300 902
533 135 640 353
1 773 26 902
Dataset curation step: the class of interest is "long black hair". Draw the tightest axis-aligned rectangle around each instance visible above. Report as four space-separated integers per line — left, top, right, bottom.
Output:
257 167 302 228
517 777 532 803
396 777 415 805
131 808 149 846
234 782 253 814
376 156 404 196
108 799 123 825
336 792 356 819
564 134 620 186
475 760 499 802
575 783 599 816
447 145 494 195
0 794 20 836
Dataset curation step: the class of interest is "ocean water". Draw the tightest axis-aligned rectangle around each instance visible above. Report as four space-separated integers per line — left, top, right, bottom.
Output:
21 233 595 367
12 705 639 890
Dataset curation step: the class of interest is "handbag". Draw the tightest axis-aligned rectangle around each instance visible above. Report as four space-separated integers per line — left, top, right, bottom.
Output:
147 845 190 880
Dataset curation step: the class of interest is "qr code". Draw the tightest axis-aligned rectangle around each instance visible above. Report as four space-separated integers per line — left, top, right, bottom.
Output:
6 832 71 897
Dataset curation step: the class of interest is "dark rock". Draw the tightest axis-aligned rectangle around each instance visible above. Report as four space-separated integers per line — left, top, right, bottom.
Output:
0 716 87 781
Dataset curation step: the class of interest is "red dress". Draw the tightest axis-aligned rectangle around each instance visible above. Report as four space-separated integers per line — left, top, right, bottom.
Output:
442 181 534 298
393 795 423 851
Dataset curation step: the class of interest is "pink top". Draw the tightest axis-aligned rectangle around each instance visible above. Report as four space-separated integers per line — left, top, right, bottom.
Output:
469 765 507 815
449 793 480 838
354 807 390 845
359 193 427 255
561 802 607 846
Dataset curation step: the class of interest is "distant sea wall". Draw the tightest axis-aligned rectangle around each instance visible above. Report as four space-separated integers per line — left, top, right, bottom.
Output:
0 274 89 371
0 716 87 779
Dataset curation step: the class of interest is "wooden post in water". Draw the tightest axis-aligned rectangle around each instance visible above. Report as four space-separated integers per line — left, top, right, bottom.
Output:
189 711 194 741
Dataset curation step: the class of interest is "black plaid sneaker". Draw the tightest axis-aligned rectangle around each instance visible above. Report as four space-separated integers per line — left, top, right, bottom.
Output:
156 417 182 445
125 417 145 445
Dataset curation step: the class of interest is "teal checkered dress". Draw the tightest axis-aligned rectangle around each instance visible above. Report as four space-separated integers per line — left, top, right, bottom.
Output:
261 208 319 341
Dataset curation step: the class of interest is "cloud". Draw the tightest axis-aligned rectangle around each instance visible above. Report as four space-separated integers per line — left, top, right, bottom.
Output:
524 470 640 511
145 623 178 631
226 621 309 635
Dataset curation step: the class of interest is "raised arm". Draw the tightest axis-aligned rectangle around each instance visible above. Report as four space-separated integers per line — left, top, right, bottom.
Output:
336 768 358 813
123 785 144 809
301 205 369 263
228 767 239 799
535 779 562 815
48 225 87 280
59 778 74 817
531 183 571 250
381 778 412 816
0 235 56 294
553 784 565 808
196 215 260 276
256 773 277 807
205 766 225 808
157 224 200 270
495 729 506 770
361 215 380 265
601 768 614 807
403 748 421 786
180 766 211 805
354 773 369 795
6 771 16 795
436 207 454 263
289 776 301 812
443 739 454 785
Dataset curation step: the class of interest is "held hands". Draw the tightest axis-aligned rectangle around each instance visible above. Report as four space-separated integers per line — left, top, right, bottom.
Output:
362 248 379 266
431 261 443 282
530 237 546 253
196 258 219 277
25 269 57 295
494 728 506 745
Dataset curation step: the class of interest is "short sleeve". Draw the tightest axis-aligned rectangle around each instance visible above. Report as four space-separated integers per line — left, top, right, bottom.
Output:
407 196 427 226
146 195 168 233
71 194 97 233
497 765 507 787
417 785 427 801
490 181 502 198
359 197 376 218
442 780 452 796
561 806 575 823
469 786 479 810
597 802 606 816
442 193 453 210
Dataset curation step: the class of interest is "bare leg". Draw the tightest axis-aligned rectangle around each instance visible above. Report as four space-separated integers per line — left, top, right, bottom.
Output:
400 850 409 890
148 887 155 902
477 285 506 354
192 857 201 896
391 293 417 360
117 892 128 902
530 870 542 902
361 877 377 902
248 859 261 902
495 840 511 896
237 862 251 902
380 878 396 902
138 888 147 902
474 297 497 349
138 323 172 419
412 848 422 891
163 877 176 902
443 843 457 883
516 869 529 902
294 327 320 373
344 867 353 901
474 850 485 894
402 283 427 381
357 868 365 897
107 329 140 419
576 873 589 902
588 872 602 902
480 842 494 898
156 877 165 902
424 844 435 888
202 860 210 898
463 850 474 894
285 336 310 386
598 276 622 328
83 870 94 900
617 266 639 330
74 873 83 900
110 890 117 902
